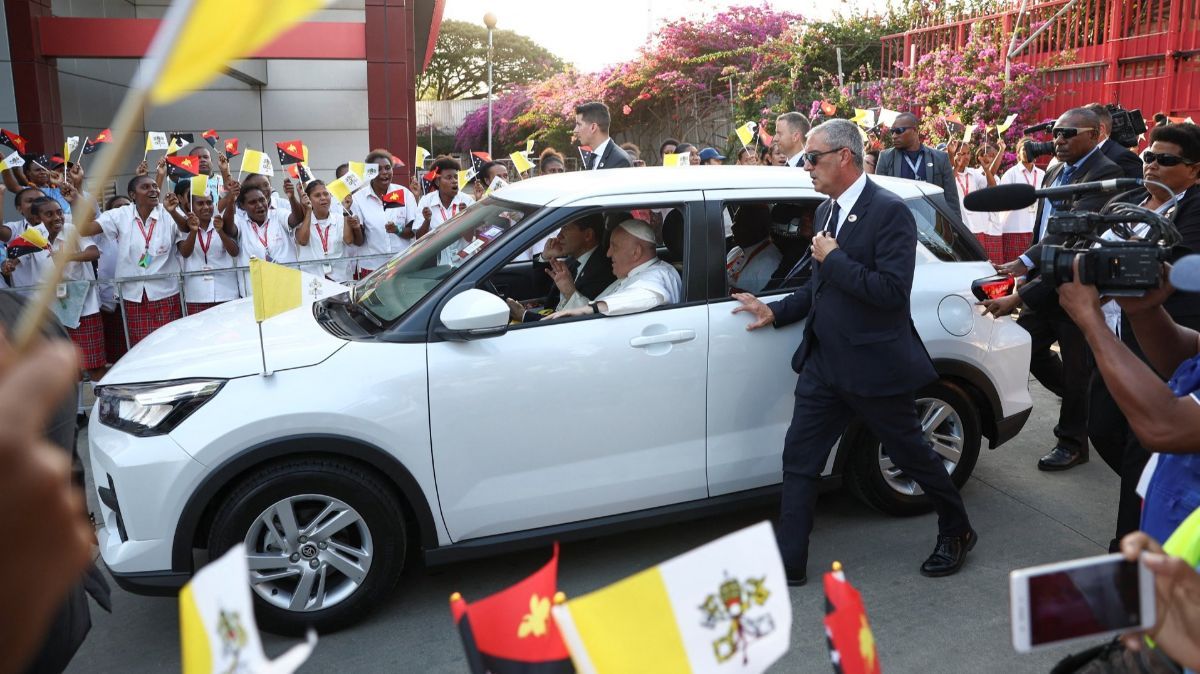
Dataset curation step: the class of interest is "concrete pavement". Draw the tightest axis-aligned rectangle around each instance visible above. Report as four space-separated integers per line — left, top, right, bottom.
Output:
67 381 1124 672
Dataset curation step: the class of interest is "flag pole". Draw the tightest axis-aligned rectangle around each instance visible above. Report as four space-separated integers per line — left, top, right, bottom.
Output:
12 0 200 353
257 321 270 375
75 136 89 170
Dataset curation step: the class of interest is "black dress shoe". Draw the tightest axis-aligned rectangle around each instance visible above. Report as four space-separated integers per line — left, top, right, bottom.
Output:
920 529 977 577
785 568 807 587
1038 445 1088 471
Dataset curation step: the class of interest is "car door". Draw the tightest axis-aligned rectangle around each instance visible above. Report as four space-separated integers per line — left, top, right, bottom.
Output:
427 194 710 542
703 189 823 496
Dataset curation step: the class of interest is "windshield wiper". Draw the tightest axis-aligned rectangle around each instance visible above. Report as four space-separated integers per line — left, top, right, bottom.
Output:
344 299 384 328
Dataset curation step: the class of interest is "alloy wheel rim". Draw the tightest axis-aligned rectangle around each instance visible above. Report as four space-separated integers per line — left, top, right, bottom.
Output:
242 494 374 612
877 397 964 497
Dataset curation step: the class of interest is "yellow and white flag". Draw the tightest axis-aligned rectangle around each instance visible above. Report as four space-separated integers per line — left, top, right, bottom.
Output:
249 258 303 322
485 175 509 196
525 138 536 154
735 122 756 147
347 161 379 182
415 146 430 169
0 150 26 172
457 167 477 192
146 131 169 152
996 113 1018 133
64 136 79 158
326 171 366 204
189 175 209 197
179 544 316 674
239 149 274 176
878 108 901 128
552 521 791 674
851 108 875 129
663 152 688 168
510 151 534 175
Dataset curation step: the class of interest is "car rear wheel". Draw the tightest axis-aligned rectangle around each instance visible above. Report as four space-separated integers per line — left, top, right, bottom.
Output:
207 458 406 635
845 381 981 516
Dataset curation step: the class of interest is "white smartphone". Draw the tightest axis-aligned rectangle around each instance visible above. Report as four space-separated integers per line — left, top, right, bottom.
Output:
1010 552 1156 653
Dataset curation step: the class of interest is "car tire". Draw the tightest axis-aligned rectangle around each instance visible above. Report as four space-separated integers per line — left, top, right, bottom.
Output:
844 380 981 516
207 457 406 635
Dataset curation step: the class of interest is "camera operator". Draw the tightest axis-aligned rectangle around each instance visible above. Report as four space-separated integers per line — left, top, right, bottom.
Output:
982 107 1123 472
1087 122 1200 551
1086 103 1145 180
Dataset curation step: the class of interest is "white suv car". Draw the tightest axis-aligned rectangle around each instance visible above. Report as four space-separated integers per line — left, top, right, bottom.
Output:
89 167 1031 634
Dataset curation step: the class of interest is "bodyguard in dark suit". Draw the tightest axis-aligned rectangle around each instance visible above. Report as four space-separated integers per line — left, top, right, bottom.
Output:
733 119 975 584
1086 103 1146 180
876 112 961 221
983 108 1124 471
573 101 632 170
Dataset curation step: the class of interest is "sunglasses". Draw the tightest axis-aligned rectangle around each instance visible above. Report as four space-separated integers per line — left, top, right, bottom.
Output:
890 127 913 135
1142 150 1197 167
1050 127 1095 139
801 147 845 166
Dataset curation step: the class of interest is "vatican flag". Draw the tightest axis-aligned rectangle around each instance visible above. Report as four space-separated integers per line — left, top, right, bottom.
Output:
510 151 534 175
734 122 756 147
551 521 791 674
663 152 688 168
179 544 316 674
239 149 274 176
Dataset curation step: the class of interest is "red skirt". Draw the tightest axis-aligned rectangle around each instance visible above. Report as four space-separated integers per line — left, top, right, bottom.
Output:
123 293 182 347
186 301 222 315
1002 232 1034 264
101 308 127 363
67 312 107 370
975 233 1005 266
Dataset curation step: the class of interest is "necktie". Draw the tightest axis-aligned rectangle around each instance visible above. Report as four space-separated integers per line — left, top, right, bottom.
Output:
1034 164 1078 243
825 201 842 238
585 152 596 170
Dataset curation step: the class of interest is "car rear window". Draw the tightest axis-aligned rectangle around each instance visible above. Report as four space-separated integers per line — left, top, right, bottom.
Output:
907 196 986 263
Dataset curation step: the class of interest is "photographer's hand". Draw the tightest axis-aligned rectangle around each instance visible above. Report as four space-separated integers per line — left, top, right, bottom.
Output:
1116 264 1175 317
1119 532 1200 670
996 259 1028 277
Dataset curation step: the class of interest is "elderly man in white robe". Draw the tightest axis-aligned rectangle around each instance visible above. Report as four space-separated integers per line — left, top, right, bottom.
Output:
547 219 682 318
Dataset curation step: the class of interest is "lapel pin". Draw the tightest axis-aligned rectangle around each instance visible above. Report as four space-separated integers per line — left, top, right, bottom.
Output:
847 214 858 223
927 161 934 167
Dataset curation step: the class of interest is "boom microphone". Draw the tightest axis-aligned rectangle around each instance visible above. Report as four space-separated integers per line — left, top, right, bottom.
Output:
963 179 1144 212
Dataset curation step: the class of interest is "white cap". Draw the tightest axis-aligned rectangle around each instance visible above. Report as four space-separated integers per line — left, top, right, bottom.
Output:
616 218 656 244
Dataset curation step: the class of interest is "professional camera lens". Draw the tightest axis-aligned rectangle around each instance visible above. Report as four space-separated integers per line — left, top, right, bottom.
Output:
1024 141 1055 160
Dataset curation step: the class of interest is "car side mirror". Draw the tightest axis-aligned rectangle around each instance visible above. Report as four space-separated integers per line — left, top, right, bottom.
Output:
435 288 510 341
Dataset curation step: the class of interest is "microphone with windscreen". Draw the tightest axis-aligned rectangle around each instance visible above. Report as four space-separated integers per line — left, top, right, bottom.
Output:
963 179 1144 212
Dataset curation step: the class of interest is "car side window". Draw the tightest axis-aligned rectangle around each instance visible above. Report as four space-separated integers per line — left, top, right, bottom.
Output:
908 197 985 262
722 200 822 294
489 205 689 326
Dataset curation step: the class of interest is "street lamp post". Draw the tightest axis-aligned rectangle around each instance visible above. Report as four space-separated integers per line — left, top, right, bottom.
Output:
484 12 497 158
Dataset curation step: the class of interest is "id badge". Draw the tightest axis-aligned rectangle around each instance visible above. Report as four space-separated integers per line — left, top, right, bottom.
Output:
321 263 333 275
265 253 274 264
201 265 214 282
56 283 67 299
138 251 152 268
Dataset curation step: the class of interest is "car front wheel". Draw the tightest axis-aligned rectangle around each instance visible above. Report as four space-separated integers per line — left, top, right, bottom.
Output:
844 381 981 516
207 458 406 635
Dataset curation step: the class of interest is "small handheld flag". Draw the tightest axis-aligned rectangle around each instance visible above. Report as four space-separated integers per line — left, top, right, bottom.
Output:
0 129 28 155
189 175 209 198
735 122 756 147
7 228 50 259
64 136 79 159
485 175 508 196
276 140 305 165
146 132 169 152
415 146 430 169
996 113 1018 134
326 172 365 204
202 129 220 148
419 168 438 195
0 151 26 173
381 189 406 210
224 138 240 157
510 151 534 175
851 109 875 129
526 138 536 154
83 129 112 155
166 155 202 181
458 167 476 192
287 163 315 185
169 132 195 150
824 562 881 674
757 121 774 147
239 149 274 177
663 152 688 167
878 108 901 128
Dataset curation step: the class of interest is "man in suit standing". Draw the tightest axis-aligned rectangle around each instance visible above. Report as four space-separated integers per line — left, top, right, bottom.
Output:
982 107 1124 471
732 119 975 585
776 112 811 168
573 102 632 171
876 112 961 221
1086 103 1144 180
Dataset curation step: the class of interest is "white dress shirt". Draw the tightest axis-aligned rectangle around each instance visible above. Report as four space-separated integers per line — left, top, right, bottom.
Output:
49 224 101 319
593 257 682 316
825 172 869 235
6 224 51 297
589 138 612 170
180 218 240 303
418 191 477 267
999 164 1044 234
350 184 418 270
95 204 184 302
235 208 296 294
957 168 999 235
296 209 352 282
787 152 804 168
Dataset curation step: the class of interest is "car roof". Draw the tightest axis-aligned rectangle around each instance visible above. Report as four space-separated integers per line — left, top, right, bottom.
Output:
493 166 941 207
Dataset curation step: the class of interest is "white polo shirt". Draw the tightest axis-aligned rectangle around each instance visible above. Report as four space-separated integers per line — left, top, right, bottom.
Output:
179 218 240 303
297 210 352 282
48 224 101 318
999 164 1044 234
235 208 296 294
95 203 184 302
350 184 418 270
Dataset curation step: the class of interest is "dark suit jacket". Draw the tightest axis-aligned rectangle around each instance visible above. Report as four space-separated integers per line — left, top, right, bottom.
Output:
767 177 937 397
525 248 616 321
877 145 961 221
1101 139 1144 180
1018 148 1124 311
593 140 632 170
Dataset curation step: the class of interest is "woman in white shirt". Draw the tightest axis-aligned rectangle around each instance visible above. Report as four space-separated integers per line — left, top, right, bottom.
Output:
952 141 1003 264
168 182 240 314
295 180 363 282
416 158 475 267
224 182 298 294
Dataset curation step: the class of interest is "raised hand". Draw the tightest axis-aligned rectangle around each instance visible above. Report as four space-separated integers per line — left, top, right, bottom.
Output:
164 192 180 212
545 257 577 299
186 213 200 232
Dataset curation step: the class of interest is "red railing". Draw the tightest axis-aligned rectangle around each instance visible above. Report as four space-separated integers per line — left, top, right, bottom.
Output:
881 0 1200 122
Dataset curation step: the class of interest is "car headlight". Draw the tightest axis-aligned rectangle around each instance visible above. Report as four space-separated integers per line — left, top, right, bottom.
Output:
96 379 225 437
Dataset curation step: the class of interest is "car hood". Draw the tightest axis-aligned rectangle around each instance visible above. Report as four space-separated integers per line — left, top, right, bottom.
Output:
102 289 350 384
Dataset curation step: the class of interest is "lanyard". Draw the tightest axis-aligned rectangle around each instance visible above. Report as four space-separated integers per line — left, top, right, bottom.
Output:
313 219 333 255
956 172 971 198
196 226 215 264
1022 168 1039 186
135 214 157 252
437 199 460 223
250 219 270 250
903 151 924 177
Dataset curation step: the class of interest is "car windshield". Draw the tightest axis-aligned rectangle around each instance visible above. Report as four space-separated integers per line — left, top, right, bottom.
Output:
352 198 537 322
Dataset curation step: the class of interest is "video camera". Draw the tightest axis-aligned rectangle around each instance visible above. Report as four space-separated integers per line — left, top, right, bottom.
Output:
1039 201 1180 296
1021 105 1148 161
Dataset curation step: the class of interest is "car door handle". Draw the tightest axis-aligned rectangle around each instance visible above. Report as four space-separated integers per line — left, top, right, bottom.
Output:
629 330 696 348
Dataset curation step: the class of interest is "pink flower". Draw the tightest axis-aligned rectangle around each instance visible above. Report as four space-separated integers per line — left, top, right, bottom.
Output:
622 104 632 115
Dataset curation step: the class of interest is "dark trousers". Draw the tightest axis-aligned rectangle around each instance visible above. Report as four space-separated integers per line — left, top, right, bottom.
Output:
1017 308 1092 452
1087 372 1151 551
778 349 970 572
